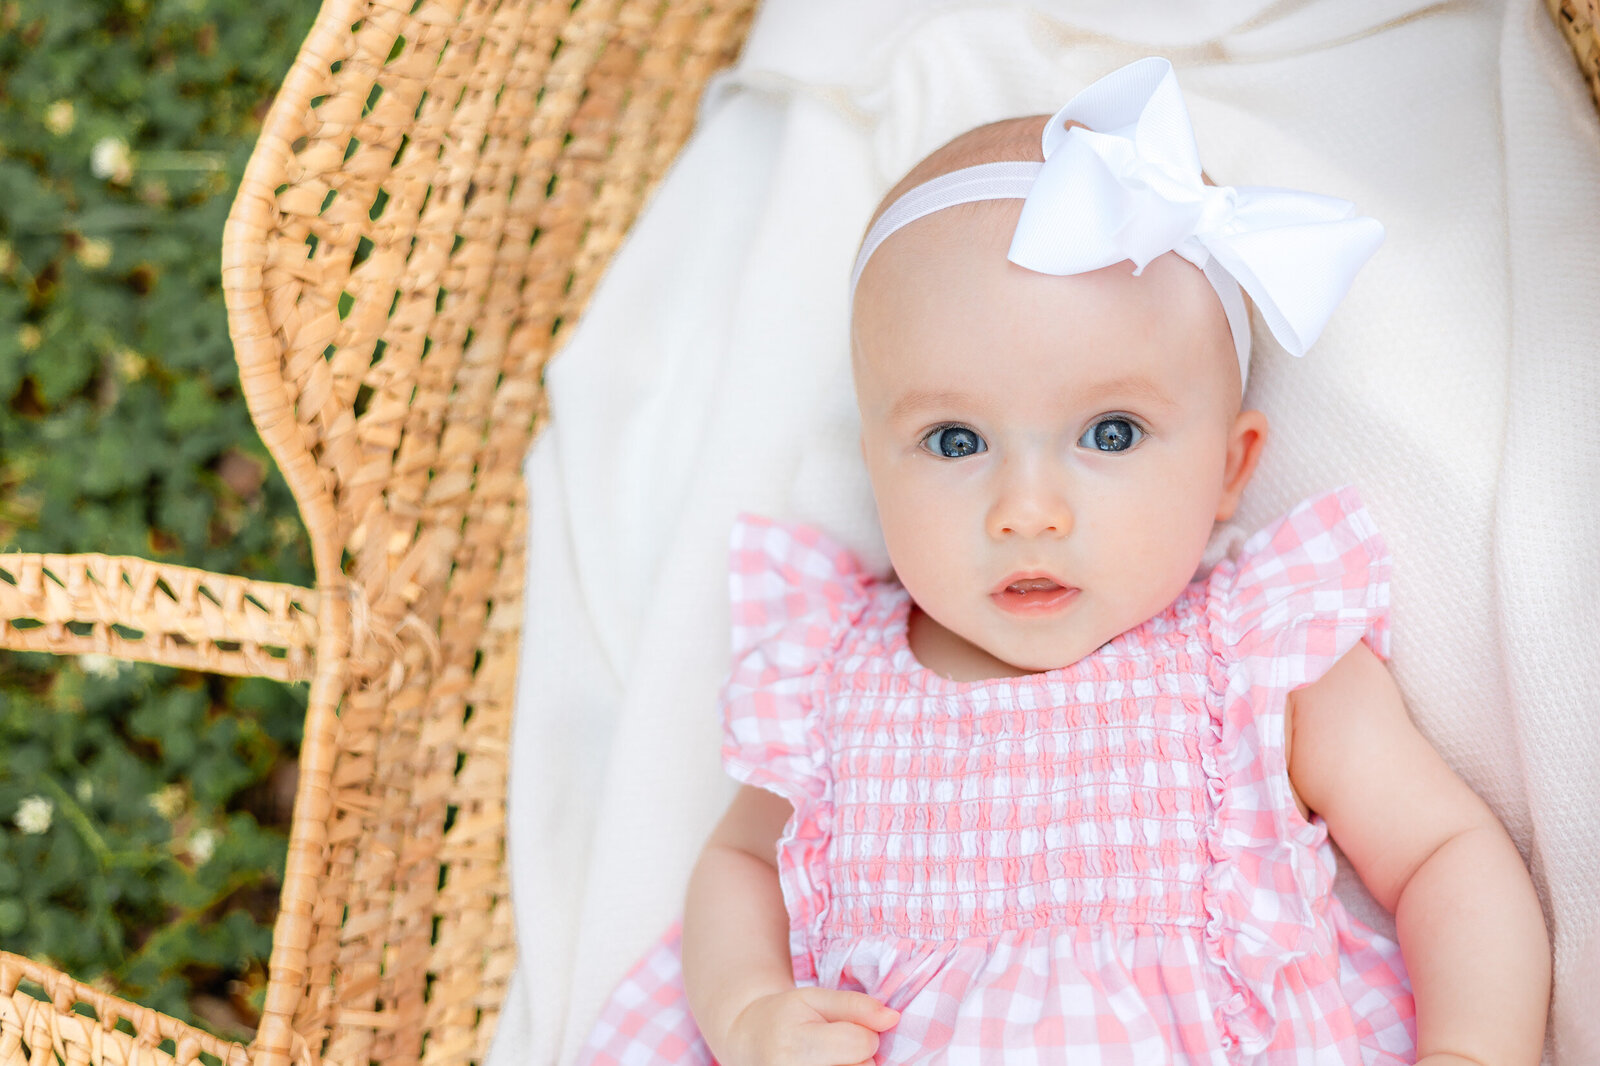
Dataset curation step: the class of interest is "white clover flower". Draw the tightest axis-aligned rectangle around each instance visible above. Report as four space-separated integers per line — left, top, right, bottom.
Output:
44 101 75 136
187 827 220 865
76 237 112 270
148 784 185 820
90 137 133 185
14 796 53 835
113 348 148 381
77 653 121 678
75 780 94 804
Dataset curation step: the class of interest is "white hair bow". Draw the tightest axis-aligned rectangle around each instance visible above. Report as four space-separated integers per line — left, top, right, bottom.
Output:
849 56 1386 390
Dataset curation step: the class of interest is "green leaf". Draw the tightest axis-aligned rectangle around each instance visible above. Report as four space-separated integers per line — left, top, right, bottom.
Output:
0 898 25 936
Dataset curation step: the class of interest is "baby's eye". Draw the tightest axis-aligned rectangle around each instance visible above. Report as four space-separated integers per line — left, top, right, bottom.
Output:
922 425 986 459
1078 417 1144 453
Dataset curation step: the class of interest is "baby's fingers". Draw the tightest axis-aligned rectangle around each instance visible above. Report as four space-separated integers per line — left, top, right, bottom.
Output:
796 988 900 1032
799 1020 882 1066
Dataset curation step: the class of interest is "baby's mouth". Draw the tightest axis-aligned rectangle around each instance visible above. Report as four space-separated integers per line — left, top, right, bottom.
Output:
991 574 1080 614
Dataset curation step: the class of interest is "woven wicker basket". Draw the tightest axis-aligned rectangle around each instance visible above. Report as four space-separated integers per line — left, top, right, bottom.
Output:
0 3 1593 1065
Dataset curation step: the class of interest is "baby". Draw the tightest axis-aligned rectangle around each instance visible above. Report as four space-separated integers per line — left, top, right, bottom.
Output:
578 58 1549 1065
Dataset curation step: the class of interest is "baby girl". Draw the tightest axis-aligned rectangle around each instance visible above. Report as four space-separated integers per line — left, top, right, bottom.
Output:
578 58 1549 1064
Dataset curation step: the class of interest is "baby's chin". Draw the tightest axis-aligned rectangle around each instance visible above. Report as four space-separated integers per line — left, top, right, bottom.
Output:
962 624 1119 678
991 642 1106 676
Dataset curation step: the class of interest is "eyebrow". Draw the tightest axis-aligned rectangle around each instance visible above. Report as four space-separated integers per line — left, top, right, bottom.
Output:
1078 374 1179 411
886 374 1177 423
887 389 974 423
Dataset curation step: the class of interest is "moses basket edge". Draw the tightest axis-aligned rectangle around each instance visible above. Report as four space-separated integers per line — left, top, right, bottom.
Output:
0 2 1593 1065
0 0 756 1063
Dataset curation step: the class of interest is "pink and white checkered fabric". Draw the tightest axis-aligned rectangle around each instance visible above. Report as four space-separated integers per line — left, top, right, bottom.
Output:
577 485 1415 1065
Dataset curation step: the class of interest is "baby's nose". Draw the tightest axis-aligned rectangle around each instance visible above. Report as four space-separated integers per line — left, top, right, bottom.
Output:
992 507 1072 539
987 458 1074 539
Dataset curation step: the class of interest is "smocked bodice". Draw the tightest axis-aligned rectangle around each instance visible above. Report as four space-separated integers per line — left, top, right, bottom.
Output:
821 585 1220 940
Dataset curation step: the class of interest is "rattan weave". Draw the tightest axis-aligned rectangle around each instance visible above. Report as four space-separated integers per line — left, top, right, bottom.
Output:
0 4 1592 1066
1550 0 1600 110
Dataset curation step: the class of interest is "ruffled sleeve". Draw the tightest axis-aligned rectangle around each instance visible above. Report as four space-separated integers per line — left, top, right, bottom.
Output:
1216 482 1392 684
719 513 870 981
1199 484 1395 1052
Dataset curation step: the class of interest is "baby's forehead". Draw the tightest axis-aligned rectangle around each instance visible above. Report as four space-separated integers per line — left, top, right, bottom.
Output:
851 220 1240 404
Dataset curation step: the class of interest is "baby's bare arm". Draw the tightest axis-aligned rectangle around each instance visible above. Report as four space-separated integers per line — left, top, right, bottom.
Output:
682 785 898 1066
1289 642 1550 1066
683 785 797 1050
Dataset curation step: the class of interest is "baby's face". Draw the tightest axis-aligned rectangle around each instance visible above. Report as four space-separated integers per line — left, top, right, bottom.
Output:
852 200 1260 675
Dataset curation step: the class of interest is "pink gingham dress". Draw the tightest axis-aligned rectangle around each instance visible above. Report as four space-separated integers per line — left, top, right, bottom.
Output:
579 485 1416 1064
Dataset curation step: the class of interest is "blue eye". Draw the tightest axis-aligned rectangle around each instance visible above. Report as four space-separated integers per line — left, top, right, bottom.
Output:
1079 417 1144 453
922 425 986 458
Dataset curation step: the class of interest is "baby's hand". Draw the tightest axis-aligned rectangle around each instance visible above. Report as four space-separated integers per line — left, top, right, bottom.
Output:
722 988 899 1066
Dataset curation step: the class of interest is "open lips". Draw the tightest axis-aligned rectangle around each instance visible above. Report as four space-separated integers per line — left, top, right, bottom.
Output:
991 573 1080 614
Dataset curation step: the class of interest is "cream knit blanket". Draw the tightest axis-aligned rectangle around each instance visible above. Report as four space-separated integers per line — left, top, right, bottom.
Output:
488 1 1600 1061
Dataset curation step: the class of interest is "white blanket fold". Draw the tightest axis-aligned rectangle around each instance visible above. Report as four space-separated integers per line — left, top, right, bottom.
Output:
486 3 1600 1063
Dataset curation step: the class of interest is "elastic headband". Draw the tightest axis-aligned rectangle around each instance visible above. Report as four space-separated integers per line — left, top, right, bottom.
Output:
847 56 1386 394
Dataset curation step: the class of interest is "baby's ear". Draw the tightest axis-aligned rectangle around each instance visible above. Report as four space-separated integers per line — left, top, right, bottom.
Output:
1216 409 1269 522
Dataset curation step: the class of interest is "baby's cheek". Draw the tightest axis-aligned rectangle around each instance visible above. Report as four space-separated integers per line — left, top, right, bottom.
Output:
1139 505 1209 601
883 523 959 604
1108 515 1202 599
872 470 958 566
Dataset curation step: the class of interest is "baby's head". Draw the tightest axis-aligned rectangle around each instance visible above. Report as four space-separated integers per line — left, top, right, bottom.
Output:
850 114 1269 676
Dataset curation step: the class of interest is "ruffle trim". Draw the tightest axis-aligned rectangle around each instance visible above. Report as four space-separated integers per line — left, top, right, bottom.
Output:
1197 619 1289 1053
1198 485 1392 1053
718 513 871 982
